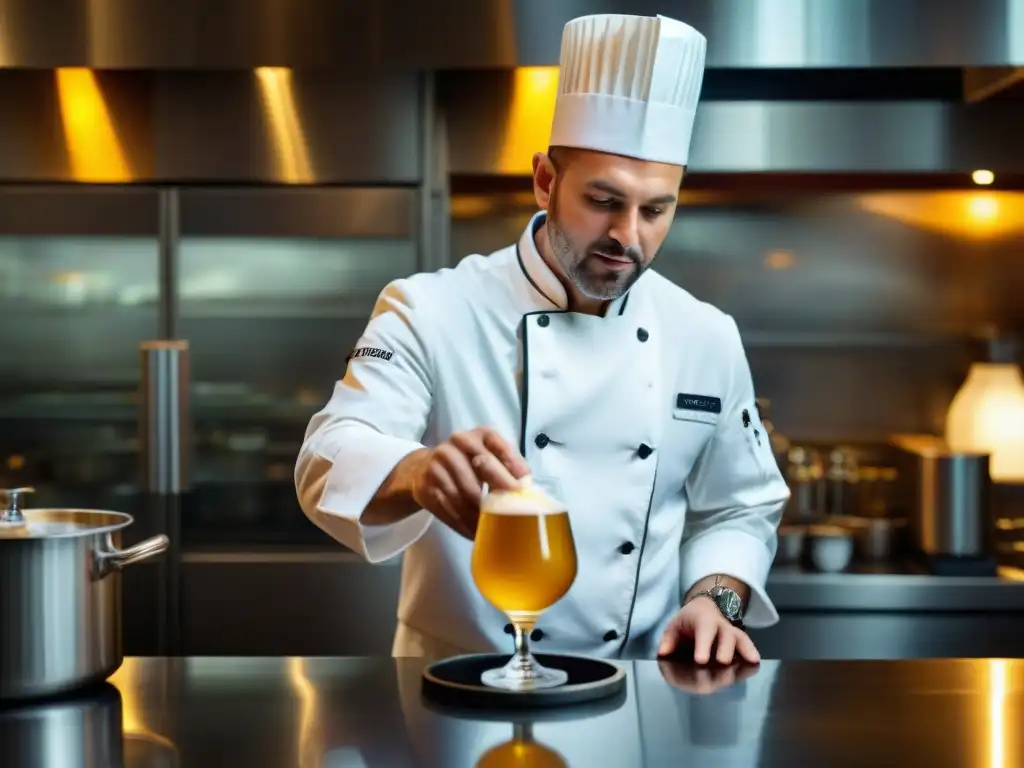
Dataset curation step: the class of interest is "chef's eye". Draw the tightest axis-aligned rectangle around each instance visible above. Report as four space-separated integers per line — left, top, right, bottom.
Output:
588 196 617 209
642 207 664 219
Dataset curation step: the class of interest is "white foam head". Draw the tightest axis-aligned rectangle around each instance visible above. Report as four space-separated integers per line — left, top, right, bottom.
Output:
480 476 567 516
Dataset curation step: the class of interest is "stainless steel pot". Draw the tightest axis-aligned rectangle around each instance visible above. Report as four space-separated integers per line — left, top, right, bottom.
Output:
0 487 170 700
0 682 124 767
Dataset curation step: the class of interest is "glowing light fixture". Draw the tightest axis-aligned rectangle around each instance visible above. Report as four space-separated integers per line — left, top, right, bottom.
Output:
972 169 995 186
856 191 1024 240
945 336 1024 483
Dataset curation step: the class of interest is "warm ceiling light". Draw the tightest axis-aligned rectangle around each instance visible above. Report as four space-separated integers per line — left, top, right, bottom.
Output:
856 191 1024 240
972 169 995 186
763 250 796 270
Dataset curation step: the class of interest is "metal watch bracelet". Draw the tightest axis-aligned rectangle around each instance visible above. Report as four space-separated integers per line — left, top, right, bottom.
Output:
689 577 745 626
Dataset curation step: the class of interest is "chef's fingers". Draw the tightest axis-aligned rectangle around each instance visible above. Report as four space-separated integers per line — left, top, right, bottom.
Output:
435 444 484 506
425 462 464 525
427 451 479 534
715 628 736 665
736 630 761 664
692 616 718 665
431 489 473 540
471 452 523 491
656 619 679 657
478 429 531 479
452 431 523 490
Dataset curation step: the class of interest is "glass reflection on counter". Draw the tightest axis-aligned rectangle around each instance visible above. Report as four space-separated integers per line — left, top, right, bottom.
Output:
475 723 567 768
395 657 777 768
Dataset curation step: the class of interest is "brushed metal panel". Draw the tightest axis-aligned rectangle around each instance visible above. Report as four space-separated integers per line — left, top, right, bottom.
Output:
1 0 1022 69
0 187 159 235
0 0 514 69
0 70 422 184
180 188 417 238
181 559 403 656
151 71 422 184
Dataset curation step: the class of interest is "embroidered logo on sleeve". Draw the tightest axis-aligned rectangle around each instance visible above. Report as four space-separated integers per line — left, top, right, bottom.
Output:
346 346 394 363
675 393 722 414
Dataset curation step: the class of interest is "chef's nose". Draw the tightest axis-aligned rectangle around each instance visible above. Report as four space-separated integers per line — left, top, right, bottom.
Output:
607 208 640 254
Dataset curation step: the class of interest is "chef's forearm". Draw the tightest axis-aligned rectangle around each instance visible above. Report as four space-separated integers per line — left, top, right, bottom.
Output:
361 448 430 526
684 574 751 605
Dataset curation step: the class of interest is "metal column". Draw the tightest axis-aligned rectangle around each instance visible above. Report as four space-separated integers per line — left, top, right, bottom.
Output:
134 187 187 656
138 341 189 656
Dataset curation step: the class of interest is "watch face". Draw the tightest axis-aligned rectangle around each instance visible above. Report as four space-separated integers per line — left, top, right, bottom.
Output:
712 587 743 619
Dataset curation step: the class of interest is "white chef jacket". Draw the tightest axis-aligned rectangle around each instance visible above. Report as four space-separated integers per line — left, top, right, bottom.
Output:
295 210 790 659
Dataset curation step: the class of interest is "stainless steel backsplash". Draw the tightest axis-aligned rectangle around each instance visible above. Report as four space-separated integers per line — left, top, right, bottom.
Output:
0 190 1021 447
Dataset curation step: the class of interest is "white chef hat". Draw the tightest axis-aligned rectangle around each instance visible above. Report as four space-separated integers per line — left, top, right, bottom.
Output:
548 14 707 167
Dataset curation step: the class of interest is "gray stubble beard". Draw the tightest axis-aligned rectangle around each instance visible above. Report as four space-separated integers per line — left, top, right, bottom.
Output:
546 214 643 301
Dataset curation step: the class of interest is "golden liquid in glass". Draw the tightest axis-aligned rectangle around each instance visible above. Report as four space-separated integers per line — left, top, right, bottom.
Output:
471 509 577 623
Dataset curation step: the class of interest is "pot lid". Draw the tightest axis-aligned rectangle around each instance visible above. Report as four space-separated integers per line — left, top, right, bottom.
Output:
0 487 132 539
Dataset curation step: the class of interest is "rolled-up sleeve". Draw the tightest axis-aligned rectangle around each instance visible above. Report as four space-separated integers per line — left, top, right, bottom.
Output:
680 315 790 628
295 278 436 563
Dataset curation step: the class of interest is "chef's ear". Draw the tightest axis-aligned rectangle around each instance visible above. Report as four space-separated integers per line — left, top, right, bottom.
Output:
532 150 558 210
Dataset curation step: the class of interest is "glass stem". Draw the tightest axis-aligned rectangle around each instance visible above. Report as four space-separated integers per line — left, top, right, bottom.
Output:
513 722 533 743
513 623 531 662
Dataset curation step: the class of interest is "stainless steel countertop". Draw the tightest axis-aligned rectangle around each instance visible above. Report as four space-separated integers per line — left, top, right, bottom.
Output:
3 656 1021 767
767 565 1024 612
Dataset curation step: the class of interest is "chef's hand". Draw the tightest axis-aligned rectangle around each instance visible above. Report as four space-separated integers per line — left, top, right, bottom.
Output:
658 658 760 695
657 596 761 665
411 427 530 539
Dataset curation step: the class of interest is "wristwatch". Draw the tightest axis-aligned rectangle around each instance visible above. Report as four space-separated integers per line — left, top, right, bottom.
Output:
691 577 744 625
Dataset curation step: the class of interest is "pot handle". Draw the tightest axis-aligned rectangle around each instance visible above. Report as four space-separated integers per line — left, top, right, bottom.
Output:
97 534 171 577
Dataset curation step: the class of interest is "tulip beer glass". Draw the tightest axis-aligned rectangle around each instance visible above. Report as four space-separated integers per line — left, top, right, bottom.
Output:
471 478 578 691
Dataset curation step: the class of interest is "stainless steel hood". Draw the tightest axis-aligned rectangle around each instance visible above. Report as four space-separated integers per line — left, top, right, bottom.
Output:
0 70 425 185
0 0 1022 69
440 70 1024 175
511 0 1024 69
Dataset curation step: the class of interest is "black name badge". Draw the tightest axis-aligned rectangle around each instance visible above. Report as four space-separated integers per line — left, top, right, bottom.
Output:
676 393 722 414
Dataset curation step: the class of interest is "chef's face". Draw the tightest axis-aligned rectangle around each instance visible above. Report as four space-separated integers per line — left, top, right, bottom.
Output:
533 147 682 302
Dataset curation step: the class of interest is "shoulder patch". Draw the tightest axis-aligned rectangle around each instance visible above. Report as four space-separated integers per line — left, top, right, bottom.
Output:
346 346 394 363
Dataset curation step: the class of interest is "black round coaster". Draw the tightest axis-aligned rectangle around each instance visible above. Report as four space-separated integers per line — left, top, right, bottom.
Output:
421 653 627 711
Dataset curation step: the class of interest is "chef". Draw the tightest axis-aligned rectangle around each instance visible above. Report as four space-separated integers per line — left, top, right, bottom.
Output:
295 13 790 664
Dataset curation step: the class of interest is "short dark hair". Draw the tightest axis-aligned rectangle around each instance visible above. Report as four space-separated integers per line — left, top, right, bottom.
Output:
547 145 576 173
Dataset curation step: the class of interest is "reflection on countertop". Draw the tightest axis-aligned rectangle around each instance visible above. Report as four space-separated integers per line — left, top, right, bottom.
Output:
3 656 1023 767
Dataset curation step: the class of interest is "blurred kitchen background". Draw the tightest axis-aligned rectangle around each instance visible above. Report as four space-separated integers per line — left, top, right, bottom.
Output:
1 0 1023 658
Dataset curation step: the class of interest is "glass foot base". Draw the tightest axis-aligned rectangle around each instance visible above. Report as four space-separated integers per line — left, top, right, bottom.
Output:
480 654 569 691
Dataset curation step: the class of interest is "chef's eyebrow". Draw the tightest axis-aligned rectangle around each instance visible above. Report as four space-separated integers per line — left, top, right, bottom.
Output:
586 180 677 206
